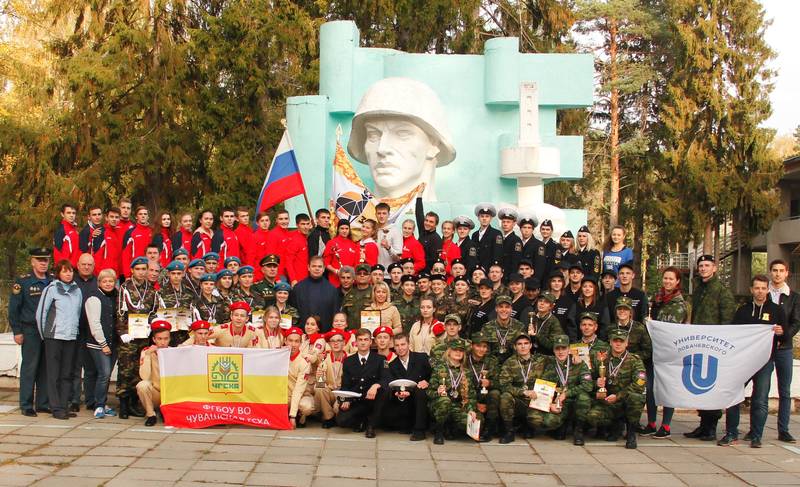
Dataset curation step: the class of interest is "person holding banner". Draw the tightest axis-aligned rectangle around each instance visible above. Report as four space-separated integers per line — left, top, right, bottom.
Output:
206 301 261 348
181 320 212 346
718 275 787 448
136 320 172 427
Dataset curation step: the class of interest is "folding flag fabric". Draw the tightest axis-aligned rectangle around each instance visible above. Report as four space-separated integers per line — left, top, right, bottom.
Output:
158 346 291 429
256 130 306 213
647 320 774 409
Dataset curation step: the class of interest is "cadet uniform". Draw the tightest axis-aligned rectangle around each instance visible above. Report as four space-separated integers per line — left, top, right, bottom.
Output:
285 328 315 424
231 266 266 312
608 297 652 362
530 292 566 355
480 311 526 364
453 216 479 272
498 208 523 280
252 254 281 307
207 323 261 347
471 204 503 272
429 315 471 368
427 338 479 444
586 328 646 449
498 334 542 442
342 284 373 330
8 247 52 414
157 261 195 346
466 332 501 440
539 220 558 280
393 290 420 334
314 335 348 427
576 226 602 277
136 321 171 426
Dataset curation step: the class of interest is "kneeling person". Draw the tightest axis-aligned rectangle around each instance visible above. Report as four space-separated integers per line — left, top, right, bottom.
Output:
467 332 500 441
136 320 172 427
180 320 212 346
498 334 540 443
428 338 480 445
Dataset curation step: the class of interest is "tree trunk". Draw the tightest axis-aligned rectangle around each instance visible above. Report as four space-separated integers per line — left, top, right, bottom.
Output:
703 221 713 255
608 19 620 228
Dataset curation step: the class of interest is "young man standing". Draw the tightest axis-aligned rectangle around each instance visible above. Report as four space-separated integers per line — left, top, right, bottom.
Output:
605 263 649 323
54 203 81 266
471 204 502 272
121 206 152 278
308 208 331 257
211 208 241 260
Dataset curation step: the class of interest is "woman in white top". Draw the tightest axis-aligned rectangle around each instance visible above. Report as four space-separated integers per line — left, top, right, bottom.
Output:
409 298 444 355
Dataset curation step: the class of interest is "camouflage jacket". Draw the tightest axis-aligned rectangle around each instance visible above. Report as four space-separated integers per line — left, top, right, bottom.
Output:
428 360 477 410
191 294 224 324
116 278 157 335
480 317 526 363
341 285 372 329
536 356 593 401
652 293 689 324
498 354 543 399
608 320 652 362
393 295 420 334
599 351 646 400
691 275 735 324
430 336 472 368
231 287 266 311
465 353 500 392
156 284 195 310
531 313 565 356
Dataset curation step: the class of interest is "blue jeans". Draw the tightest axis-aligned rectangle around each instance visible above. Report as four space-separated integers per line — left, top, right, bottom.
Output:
724 402 741 437
774 347 793 434
88 347 117 410
749 359 775 441
70 336 98 407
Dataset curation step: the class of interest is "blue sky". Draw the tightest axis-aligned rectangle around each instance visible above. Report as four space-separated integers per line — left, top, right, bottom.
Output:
761 0 798 135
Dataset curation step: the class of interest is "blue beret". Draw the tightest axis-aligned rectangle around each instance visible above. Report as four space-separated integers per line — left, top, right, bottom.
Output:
173 248 189 258
224 256 241 266
274 281 291 293
188 258 205 269
199 273 215 282
130 256 148 269
215 269 233 280
203 252 220 262
237 265 254 275
165 261 185 272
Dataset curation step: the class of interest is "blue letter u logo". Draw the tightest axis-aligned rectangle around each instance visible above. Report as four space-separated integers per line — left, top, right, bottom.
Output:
682 354 718 395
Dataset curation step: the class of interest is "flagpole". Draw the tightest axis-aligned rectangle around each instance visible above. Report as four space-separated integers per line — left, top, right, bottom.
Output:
281 118 314 218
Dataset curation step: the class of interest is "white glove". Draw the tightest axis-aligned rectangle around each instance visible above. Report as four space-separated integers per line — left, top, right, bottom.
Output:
120 334 133 344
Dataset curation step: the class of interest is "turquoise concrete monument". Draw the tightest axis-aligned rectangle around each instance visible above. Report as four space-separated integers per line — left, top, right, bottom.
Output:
285 20 593 231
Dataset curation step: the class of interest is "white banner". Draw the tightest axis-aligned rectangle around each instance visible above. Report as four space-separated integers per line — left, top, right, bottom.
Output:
646 320 774 409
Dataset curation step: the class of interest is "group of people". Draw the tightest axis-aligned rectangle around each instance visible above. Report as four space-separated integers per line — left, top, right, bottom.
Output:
6 198 798 448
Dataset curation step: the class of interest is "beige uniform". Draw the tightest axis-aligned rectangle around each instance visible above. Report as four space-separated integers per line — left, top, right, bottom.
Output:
313 351 347 420
136 346 163 417
208 323 261 347
288 352 315 419
260 328 284 349
409 321 438 355
362 303 403 335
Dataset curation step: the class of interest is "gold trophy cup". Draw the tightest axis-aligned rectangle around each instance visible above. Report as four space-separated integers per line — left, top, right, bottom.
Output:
596 351 608 400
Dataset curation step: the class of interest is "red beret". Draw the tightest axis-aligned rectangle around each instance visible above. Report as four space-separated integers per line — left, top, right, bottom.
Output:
229 301 252 314
431 322 446 337
150 320 172 332
190 320 211 331
283 326 304 338
325 329 347 341
308 333 326 344
372 326 393 338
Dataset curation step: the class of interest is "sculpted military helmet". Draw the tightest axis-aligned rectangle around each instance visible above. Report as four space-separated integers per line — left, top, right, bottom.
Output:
348 77 456 167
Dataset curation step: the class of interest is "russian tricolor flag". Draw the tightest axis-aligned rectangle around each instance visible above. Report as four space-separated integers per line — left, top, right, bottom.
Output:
255 130 307 213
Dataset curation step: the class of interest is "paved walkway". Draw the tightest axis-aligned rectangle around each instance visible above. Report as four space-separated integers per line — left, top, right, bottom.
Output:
0 391 799 486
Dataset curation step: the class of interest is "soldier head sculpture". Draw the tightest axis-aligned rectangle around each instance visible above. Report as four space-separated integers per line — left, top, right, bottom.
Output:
347 77 456 201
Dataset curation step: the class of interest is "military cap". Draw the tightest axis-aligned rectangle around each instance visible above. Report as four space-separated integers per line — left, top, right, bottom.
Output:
601 269 617 279
495 295 513 306
568 262 584 272
400 274 417 284
355 263 371 273
203 252 220 262
498 207 518 221
173 248 189 258
697 254 715 265
283 326 304 338
578 225 590 234
453 215 475 229
444 314 462 325
387 262 402 272
474 203 497 218
229 301 252 314
518 213 538 227
618 262 635 273
446 337 468 351
471 264 486 274
452 276 470 286
489 260 503 269
150 320 172 332
130 256 148 268
199 273 215 282
29 247 51 258
514 333 532 343
417 271 431 280
260 254 280 266
508 273 525 283
190 320 212 331
615 296 634 310
537 291 556 304
561 230 574 239
237 265 254 275
548 269 566 281
608 328 630 341
371 264 385 272
372 326 393 338
540 219 553 228
432 322 446 336
553 334 570 349
224 256 241 266
477 278 493 289
188 258 205 269
215 269 233 280
525 277 541 291
518 258 533 268
400 257 415 265
450 258 465 268
578 311 599 323
325 329 348 341
274 281 291 293
581 275 598 287
472 330 490 344
429 273 446 282
165 261 185 272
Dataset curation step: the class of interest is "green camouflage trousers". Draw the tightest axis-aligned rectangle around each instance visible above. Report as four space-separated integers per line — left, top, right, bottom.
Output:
478 389 501 422
429 396 479 429
170 330 189 347
529 394 591 430
115 338 148 397
585 392 645 426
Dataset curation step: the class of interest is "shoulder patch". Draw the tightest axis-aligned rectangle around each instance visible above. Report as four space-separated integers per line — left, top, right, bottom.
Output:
469 248 477 257
583 373 592 381
12 283 21 295
537 247 545 256
514 243 522 252
495 235 503 245
637 371 646 379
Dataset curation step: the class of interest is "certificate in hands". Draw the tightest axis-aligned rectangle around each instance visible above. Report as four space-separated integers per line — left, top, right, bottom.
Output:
360 310 381 333
570 343 591 369
466 414 481 441
127 313 150 339
529 379 557 412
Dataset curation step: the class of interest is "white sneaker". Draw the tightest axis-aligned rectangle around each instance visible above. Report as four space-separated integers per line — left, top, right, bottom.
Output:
103 407 117 417
94 407 105 419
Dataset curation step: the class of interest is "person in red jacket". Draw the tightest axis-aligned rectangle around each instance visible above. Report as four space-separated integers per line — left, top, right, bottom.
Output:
284 213 312 285
234 207 254 266
191 210 214 259
172 212 193 254
400 219 425 274
250 211 272 281
357 219 379 267
121 206 153 278
323 220 359 287
117 197 135 235
78 205 105 271
211 208 241 260
53 203 81 266
151 211 174 269
96 207 123 277
440 220 462 275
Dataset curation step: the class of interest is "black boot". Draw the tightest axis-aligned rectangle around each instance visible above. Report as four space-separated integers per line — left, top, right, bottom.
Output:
144 415 157 427
553 423 567 440
129 395 145 418
118 396 130 420
700 419 717 441
606 421 622 442
626 421 638 449
433 425 445 445
573 421 585 446
499 423 515 444
479 421 492 442
684 417 707 438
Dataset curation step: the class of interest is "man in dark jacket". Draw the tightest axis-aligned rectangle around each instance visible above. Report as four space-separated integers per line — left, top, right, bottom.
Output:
415 198 443 272
290 256 339 332
72 254 99 412
471 204 503 272
307 209 331 258
336 329 385 437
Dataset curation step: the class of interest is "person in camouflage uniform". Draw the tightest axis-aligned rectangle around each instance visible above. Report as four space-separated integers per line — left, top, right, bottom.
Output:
231 266 266 313
156 261 195 346
465 331 501 441
213 269 235 324
443 276 474 337
529 335 593 445
530 292 565 356
183 258 206 300
252 254 281 307
393 275 420 334
428 274 452 321
686 255 736 441
480 295 525 364
191 274 224 323
341 264 373 329
428 338 480 445
430 315 471 368
274 281 300 327
585 328 646 449
498 333 541 443
574 312 610 359
607 296 652 362
115 257 157 419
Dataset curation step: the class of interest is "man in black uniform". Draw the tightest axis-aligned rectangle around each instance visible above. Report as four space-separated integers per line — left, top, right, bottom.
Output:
539 219 558 280
453 216 478 271
375 332 432 440
498 208 523 281
605 263 648 323
471 203 503 272
337 329 385 437
518 215 546 278
9 248 52 416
